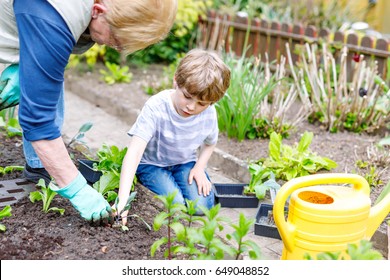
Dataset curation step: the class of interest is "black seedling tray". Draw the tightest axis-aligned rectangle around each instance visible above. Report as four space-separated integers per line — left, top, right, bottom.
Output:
78 159 102 184
254 203 287 239
213 183 259 208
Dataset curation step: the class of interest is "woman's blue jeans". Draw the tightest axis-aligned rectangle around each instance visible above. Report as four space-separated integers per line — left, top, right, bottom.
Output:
23 86 64 168
136 161 215 214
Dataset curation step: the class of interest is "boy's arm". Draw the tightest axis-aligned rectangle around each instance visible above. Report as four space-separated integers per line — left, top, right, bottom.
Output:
114 135 147 224
189 143 216 196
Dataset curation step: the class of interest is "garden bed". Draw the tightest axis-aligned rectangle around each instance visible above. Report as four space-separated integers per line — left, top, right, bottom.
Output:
0 132 167 260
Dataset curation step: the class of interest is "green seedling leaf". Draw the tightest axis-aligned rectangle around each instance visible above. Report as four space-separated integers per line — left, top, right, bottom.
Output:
29 179 65 215
0 205 12 219
297 131 313 153
374 181 390 206
150 237 168 257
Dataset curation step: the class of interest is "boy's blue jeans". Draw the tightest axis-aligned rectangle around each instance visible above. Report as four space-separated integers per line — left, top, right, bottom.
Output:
136 161 215 214
23 86 64 168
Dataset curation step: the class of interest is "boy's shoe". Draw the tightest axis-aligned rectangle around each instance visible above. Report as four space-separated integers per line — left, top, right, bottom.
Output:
23 164 51 185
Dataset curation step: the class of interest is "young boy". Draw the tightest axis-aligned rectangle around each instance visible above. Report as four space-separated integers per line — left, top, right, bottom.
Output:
115 49 231 223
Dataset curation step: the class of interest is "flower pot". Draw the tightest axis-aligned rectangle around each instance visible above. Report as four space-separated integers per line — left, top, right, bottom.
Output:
213 183 259 208
77 159 102 184
254 203 287 240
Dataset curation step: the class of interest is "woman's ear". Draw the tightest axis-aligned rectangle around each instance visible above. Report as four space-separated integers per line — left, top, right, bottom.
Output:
91 2 107 19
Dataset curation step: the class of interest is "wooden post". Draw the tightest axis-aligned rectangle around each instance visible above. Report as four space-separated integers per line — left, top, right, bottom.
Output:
374 38 389 78
259 20 268 63
232 13 248 57
291 23 304 64
269 21 281 63
346 33 359 82
280 23 292 61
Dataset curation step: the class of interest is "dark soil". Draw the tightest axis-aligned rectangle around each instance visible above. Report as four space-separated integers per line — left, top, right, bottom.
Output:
0 133 166 260
1 63 389 260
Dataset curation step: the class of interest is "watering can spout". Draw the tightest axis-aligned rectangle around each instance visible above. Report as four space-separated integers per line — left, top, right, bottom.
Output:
366 192 390 239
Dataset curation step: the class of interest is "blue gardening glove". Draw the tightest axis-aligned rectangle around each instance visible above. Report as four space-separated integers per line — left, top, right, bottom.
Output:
50 172 111 222
0 64 20 111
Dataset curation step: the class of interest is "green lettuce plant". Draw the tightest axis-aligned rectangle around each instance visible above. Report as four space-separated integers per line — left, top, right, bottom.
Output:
254 131 337 182
29 179 65 215
91 144 132 203
0 205 12 232
0 165 24 176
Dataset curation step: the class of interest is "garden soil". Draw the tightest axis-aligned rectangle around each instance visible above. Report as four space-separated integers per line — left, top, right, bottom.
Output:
0 64 389 260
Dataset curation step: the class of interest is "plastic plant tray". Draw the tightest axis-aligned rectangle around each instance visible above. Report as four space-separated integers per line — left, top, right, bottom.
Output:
78 159 102 184
213 183 259 208
254 203 287 239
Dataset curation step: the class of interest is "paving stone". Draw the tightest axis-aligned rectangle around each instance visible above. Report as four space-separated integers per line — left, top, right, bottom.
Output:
0 179 36 207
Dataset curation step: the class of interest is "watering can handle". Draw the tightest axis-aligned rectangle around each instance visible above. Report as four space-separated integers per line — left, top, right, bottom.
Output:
273 173 369 253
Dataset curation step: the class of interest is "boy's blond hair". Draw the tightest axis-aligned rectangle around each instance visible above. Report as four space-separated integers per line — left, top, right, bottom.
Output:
105 0 178 55
175 49 231 103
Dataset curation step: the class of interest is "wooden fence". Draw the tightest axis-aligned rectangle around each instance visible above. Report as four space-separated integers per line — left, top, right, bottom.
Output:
197 10 390 79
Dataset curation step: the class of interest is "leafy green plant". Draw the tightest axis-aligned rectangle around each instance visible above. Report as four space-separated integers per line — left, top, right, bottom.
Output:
151 192 261 260
354 160 383 189
66 122 93 149
0 205 12 232
67 45 107 71
112 192 151 232
0 107 22 137
304 240 383 260
216 53 277 141
244 166 280 199
99 61 133 85
91 144 132 202
0 165 24 176
29 179 65 215
255 131 337 181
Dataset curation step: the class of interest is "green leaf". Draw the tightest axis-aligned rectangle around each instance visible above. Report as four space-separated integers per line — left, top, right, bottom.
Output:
269 132 282 161
374 181 390 205
150 237 168 257
79 122 93 133
153 212 169 231
48 207 65 215
29 191 43 203
170 222 186 240
297 132 313 153
0 205 12 219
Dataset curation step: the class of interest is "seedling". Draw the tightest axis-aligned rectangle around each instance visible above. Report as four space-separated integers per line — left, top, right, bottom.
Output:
151 192 261 260
304 240 383 260
0 165 24 175
112 192 151 232
92 144 132 202
245 165 280 199
0 205 12 232
29 179 65 215
66 122 93 149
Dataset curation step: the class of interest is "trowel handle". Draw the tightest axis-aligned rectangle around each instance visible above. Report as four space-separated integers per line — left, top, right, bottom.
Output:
273 173 369 252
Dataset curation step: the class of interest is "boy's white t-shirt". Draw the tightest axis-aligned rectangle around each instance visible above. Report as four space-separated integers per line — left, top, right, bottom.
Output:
128 89 218 167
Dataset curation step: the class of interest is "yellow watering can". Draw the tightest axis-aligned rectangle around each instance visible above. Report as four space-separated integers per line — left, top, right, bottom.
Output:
273 173 390 260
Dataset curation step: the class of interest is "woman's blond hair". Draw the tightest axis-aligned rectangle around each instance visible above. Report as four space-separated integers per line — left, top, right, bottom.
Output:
175 49 231 103
105 0 178 55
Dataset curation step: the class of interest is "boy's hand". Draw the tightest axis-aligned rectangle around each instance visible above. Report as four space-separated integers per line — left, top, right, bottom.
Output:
111 200 129 225
189 167 211 196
